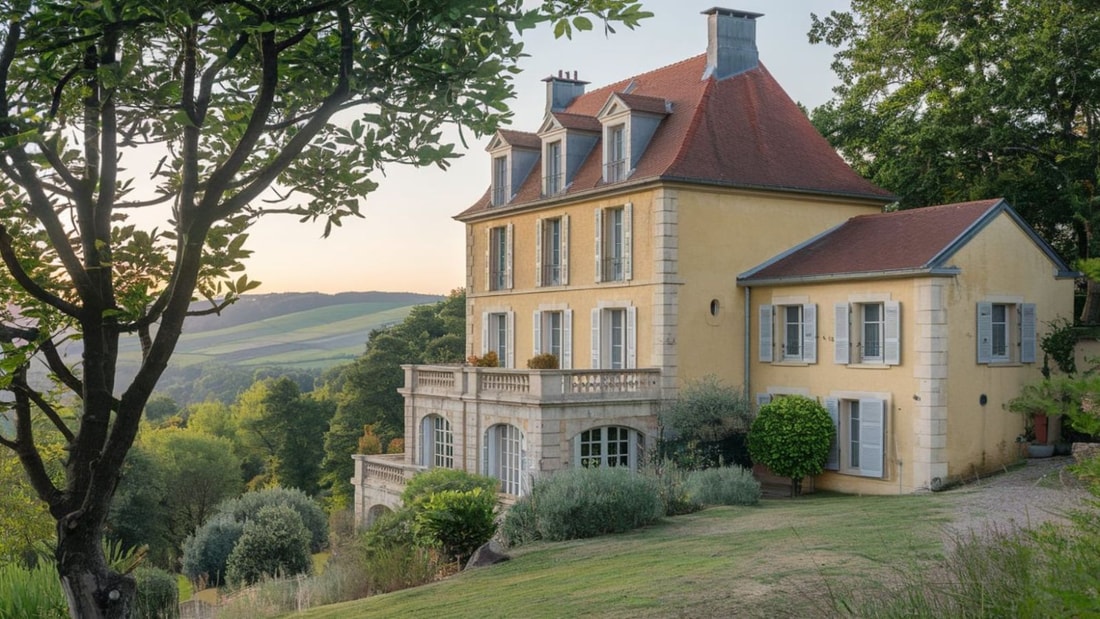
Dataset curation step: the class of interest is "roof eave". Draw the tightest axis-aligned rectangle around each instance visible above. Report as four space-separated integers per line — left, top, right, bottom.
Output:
737 267 961 287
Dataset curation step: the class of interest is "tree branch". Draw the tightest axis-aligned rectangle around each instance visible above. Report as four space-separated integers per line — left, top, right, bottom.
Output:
0 225 81 317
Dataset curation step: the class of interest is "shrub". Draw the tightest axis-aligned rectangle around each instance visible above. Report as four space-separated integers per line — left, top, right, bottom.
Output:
387 438 405 453
467 351 498 367
133 566 179 619
357 425 383 455
225 505 312 587
684 466 761 506
401 468 500 512
644 458 702 516
747 395 834 497
216 487 328 552
526 353 559 369
181 514 244 587
360 508 416 554
503 467 664 544
412 488 497 564
659 375 753 469
0 562 66 618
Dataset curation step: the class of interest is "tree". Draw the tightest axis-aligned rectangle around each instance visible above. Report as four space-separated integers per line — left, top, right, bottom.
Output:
808 0 1099 316
0 2 648 614
225 504 311 587
747 396 834 497
659 375 754 469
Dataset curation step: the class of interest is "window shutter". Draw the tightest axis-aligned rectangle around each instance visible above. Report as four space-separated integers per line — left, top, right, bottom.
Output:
532 310 542 356
481 312 489 354
484 228 491 291
1020 303 1037 363
534 219 543 287
977 301 993 363
561 214 570 285
759 304 773 362
824 397 840 471
591 308 601 368
626 305 637 369
623 202 633 281
834 303 850 365
563 309 573 369
420 416 433 468
594 209 603 283
505 311 515 369
884 301 901 365
505 223 514 289
755 393 772 412
859 399 885 478
483 426 494 478
803 304 817 364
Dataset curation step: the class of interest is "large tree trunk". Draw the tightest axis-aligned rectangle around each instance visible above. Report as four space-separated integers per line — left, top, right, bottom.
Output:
56 519 135 618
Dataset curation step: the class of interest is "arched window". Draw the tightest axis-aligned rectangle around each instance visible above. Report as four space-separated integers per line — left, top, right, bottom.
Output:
575 426 643 471
484 424 525 496
420 415 453 469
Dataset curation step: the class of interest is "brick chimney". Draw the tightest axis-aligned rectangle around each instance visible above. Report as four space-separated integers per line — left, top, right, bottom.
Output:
543 70 588 113
702 8 762 80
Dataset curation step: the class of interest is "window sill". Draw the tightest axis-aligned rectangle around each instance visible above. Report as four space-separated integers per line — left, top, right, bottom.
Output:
845 363 892 370
773 360 811 367
984 361 1024 367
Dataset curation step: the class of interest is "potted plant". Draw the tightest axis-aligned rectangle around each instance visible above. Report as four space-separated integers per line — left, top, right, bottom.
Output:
1007 377 1072 457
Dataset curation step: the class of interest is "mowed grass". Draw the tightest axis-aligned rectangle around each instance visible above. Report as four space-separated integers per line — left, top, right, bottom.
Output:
293 493 950 619
116 302 417 368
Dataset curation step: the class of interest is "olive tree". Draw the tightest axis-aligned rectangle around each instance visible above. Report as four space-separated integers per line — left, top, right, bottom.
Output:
0 2 649 616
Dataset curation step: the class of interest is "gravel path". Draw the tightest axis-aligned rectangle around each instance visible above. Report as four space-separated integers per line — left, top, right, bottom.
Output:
941 456 1092 539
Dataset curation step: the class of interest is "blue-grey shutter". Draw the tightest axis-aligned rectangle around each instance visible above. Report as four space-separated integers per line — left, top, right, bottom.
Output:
884 301 901 366
505 311 515 369
859 399 885 478
1020 303 1037 363
532 310 542 356
824 397 840 471
755 393 772 412
590 308 601 368
759 305 773 362
834 303 850 365
977 302 993 363
563 310 573 369
802 304 817 364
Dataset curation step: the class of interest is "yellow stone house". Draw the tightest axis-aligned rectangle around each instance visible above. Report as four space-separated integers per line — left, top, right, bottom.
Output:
353 8 1075 523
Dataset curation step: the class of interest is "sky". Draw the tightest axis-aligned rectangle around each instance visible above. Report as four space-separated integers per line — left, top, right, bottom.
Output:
244 1 854 295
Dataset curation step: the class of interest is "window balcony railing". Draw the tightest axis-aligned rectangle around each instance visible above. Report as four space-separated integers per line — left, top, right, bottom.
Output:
489 268 506 291
601 256 625 282
540 264 562 286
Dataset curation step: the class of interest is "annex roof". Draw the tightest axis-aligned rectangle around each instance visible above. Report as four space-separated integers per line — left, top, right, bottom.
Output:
458 54 894 220
737 199 1076 285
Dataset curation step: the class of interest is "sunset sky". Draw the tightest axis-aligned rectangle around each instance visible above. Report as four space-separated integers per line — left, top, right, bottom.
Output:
244 0 853 295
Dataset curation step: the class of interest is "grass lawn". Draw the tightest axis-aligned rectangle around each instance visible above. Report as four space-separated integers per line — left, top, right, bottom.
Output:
292 493 950 618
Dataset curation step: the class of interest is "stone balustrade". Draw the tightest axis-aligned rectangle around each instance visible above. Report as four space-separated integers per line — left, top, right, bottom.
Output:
400 364 661 403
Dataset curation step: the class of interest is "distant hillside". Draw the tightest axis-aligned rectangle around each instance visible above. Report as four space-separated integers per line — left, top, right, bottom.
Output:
181 291 440 332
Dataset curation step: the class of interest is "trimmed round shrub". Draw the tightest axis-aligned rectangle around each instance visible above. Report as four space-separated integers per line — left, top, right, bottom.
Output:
684 465 762 506
215 486 328 552
747 395 834 497
502 467 663 544
133 566 179 619
225 504 312 587
181 514 244 587
401 468 500 511
412 487 497 564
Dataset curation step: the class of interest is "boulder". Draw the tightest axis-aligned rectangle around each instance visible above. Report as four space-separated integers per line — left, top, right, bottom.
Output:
465 540 510 570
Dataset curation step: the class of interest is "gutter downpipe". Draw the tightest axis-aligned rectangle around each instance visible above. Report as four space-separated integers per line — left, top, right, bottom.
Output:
744 286 751 393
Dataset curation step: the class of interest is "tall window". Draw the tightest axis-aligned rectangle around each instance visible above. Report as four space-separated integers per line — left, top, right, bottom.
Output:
545 140 563 195
545 310 563 360
534 309 571 368
603 207 624 281
991 304 1009 360
541 217 562 285
783 305 803 360
576 426 642 470
488 226 509 291
607 308 626 369
489 313 508 364
847 401 861 469
605 124 626 182
835 301 900 366
824 397 886 478
861 303 883 362
591 306 635 369
486 424 524 496
492 155 508 205
420 415 453 469
760 303 816 364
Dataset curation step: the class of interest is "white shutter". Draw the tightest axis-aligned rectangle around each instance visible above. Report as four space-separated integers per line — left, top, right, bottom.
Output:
859 399 885 478
505 223 514 289
561 214 570 285
505 311 515 368
884 301 901 365
484 228 491 291
834 303 850 365
755 393 772 412
535 219 543 287
481 312 489 354
977 301 993 363
824 397 840 471
532 310 542 356
626 305 637 369
563 309 573 369
420 416 433 468
483 427 494 478
1020 303 1037 363
623 202 633 281
594 209 603 283
759 304 773 362
590 308 601 368
802 304 817 364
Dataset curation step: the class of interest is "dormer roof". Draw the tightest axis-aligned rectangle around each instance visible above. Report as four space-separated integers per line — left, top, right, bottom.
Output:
606 92 670 116
488 129 540 152
539 112 602 134
459 54 894 220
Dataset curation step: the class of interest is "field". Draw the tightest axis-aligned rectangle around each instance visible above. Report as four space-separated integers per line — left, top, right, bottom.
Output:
294 493 950 618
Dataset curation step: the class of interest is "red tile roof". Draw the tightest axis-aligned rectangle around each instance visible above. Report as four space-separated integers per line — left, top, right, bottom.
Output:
458 55 893 219
738 199 1073 283
612 92 670 115
494 129 540 150
549 112 602 132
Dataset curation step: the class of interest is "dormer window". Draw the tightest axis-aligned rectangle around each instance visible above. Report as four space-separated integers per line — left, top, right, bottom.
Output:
545 140 563 195
492 155 509 206
605 124 627 182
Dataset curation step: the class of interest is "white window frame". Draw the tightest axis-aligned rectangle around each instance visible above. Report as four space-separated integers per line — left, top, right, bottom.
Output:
535 215 569 287
486 224 513 291
590 303 636 369
977 300 1036 364
482 310 514 368
484 424 525 496
491 154 509 206
835 299 901 366
824 394 888 478
533 308 573 368
594 203 632 283
419 415 453 469
760 302 816 364
604 123 627 182
574 426 643 471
